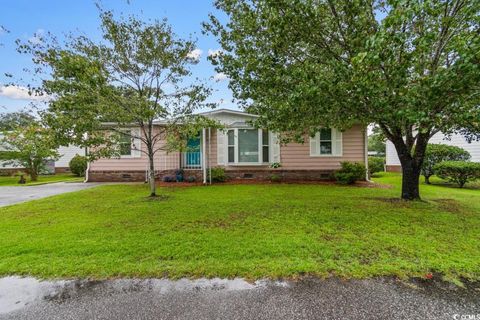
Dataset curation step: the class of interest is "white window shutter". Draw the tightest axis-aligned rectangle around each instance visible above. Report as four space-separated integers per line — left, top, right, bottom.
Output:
217 129 227 165
132 128 142 158
270 132 281 163
333 128 343 156
309 132 319 156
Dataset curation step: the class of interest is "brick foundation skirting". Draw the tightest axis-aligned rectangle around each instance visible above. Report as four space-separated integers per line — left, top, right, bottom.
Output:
385 165 402 173
55 167 72 174
88 170 147 182
0 168 26 176
224 169 335 181
88 169 338 182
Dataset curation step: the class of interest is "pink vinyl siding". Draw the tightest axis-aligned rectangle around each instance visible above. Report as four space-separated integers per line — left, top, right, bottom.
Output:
280 124 366 170
89 125 365 173
89 127 181 172
208 125 365 170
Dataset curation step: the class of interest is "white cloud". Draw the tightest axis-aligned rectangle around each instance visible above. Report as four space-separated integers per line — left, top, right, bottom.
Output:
187 48 203 61
208 49 222 58
28 28 45 45
0 85 48 101
213 72 228 82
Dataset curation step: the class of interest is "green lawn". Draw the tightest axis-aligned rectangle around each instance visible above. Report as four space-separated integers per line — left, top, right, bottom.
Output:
0 172 479 282
0 173 83 186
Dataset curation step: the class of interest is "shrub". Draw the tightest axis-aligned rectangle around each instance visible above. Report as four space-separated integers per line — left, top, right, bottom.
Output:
368 156 385 176
175 168 184 182
15 171 27 184
334 162 366 185
270 162 281 169
433 161 480 188
269 174 281 183
208 167 227 182
162 175 175 182
422 144 470 184
69 155 88 177
186 176 196 183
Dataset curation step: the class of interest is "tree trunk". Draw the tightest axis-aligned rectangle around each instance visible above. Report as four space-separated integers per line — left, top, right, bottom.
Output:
399 157 421 200
148 155 156 197
30 168 38 182
388 131 429 201
29 161 38 181
424 175 431 184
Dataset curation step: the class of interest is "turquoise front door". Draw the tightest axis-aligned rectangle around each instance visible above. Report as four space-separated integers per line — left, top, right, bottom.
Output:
186 136 201 167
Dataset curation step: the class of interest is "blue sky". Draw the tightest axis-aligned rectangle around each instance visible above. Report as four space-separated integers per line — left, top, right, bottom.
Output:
0 0 234 114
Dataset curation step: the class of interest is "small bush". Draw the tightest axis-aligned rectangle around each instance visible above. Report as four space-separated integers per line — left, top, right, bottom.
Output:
69 154 88 177
422 144 470 184
334 162 366 185
175 168 184 182
433 161 480 188
270 162 281 169
186 176 196 183
15 171 27 184
162 175 175 182
368 156 385 176
269 174 281 183
208 167 227 182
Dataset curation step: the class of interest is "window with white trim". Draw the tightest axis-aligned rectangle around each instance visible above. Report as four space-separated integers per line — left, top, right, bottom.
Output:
118 131 132 156
319 128 332 155
227 130 235 163
227 128 269 164
310 128 343 157
262 129 269 163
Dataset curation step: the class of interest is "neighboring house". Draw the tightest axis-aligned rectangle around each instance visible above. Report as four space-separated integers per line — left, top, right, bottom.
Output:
55 145 86 173
386 132 480 172
86 109 368 182
0 133 86 174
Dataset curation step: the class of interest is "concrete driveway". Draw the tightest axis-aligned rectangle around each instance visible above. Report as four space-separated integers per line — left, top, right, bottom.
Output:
0 182 100 207
0 276 478 320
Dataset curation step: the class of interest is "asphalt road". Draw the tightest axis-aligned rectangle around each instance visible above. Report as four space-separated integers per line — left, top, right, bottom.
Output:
1 276 478 320
0 182 100 207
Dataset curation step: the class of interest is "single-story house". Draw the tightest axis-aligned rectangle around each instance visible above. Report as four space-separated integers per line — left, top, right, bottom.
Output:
86 109 368 183
386 132 480 172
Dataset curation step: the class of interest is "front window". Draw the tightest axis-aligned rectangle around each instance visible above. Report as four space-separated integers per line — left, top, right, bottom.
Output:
262 129 269 162
227 128 269 164
228 130 235 163
238 129 259 162
319 128 332 155
119 132 132 156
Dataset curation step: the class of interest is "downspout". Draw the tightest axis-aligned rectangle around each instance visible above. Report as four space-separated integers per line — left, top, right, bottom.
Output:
202 128 207 184
208 127 212 185
365 127 371 182
84 146 90 183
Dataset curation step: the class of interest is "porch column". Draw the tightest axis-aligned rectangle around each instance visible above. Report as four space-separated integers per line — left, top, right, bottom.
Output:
202 127 207 184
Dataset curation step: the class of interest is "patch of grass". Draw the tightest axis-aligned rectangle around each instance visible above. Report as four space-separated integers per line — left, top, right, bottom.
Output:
0 173 82 186
0 172 478 281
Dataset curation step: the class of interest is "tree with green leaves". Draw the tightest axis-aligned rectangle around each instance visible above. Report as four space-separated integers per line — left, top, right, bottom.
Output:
422 144 470 184
19 9 215 196
206 0 480 200
368 127 386 156
0 111 36 131
0 124 59 181
0 26 8 47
